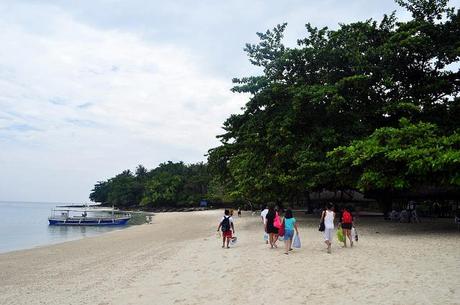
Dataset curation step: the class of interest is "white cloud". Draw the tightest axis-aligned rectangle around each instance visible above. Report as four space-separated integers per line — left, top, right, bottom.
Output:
0 3 247 202
0 0 419 202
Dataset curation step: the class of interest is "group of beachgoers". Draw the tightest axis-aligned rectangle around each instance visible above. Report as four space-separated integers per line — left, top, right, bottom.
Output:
261 206 300 254
217 202 356 254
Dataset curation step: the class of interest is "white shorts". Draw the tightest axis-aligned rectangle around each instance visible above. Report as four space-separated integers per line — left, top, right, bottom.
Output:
323 228 334 241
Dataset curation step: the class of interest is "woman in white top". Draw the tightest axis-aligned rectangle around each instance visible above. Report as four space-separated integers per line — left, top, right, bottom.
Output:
320 203 335 254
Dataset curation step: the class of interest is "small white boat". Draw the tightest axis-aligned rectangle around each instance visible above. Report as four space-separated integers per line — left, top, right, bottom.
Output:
48 205 131 226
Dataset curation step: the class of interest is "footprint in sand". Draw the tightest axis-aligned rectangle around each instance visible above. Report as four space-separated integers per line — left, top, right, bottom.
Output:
174 298 186 303
329 283 342 289
161 281 182 287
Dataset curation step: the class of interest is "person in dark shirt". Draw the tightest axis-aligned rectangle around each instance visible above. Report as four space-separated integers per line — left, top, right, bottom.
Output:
265 206 279 248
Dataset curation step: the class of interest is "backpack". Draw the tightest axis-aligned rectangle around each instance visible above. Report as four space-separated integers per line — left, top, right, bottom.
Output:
221 216 231 232
343 211 352 223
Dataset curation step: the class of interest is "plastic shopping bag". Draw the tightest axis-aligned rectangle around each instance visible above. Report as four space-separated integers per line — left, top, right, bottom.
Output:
337 227 345 243
263 233 269 241
293 234 301 248
352 227 359 241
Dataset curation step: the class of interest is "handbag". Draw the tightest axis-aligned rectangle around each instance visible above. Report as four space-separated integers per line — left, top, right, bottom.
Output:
273 212 282 229
318 221 325 232
278 219 285 237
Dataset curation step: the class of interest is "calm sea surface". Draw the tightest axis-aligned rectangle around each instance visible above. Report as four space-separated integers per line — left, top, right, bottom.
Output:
0 201 130 254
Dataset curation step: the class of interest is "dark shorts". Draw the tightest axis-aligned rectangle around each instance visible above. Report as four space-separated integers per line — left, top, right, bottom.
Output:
267 227 279 234
342 223 352 230
223 230 233 238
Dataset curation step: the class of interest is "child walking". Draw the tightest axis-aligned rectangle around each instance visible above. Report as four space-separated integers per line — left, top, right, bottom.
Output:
217 209 235 248
283 209 299 255
320 203 335 254
341 206 353 247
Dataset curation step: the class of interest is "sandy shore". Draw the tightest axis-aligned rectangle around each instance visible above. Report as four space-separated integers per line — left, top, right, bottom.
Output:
0 210 459 305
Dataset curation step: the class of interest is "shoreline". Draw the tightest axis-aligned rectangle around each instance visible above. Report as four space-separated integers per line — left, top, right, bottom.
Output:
0 225 133 256
0 211 152 255
1 210 457 255
1 210 459 305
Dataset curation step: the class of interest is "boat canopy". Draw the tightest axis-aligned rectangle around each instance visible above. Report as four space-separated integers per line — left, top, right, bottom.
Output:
51 207 121 212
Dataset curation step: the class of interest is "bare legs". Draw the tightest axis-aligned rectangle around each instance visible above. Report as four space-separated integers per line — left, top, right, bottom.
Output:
222 236 230 248
342 229 353 247
324 229 332 253
324 239 331 253
284 238 293 254
269 233 278 248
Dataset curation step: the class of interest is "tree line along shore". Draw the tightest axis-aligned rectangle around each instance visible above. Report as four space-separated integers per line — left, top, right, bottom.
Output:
90 0 460 217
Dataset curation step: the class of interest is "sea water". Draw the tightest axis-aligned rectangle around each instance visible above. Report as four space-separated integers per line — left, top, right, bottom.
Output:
0 201 128 254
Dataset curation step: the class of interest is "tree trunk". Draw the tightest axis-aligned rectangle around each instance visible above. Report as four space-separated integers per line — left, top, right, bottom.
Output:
378 195 392 219
305 191 312 213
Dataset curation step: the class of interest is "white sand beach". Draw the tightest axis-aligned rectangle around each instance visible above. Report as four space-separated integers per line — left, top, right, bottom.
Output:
0 210 459 305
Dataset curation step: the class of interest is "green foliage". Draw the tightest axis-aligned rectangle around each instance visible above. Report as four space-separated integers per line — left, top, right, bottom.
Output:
91 0 460 209
328 120 460 193
208 0 460 204
89 162 212 208
395 0 454 22
141 172 182 205
89 181 110 203
106 170 143 207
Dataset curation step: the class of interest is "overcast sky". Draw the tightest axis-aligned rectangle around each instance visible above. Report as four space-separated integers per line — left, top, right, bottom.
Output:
0 0 410 203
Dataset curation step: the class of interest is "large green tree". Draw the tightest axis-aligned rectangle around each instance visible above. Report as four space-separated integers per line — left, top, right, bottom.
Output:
208 0 459 206
328 119 460 213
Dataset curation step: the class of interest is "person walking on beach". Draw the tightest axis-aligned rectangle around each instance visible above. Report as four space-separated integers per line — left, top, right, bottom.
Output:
261 205 269 243
341 206 353 247
217 209 235 248
265 206 279 248
406 200 420 223
320 203 335 253
261 205 268 223
283 209 299 255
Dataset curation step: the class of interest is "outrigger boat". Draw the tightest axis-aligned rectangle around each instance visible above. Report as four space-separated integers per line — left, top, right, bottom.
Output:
48 205 131 226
